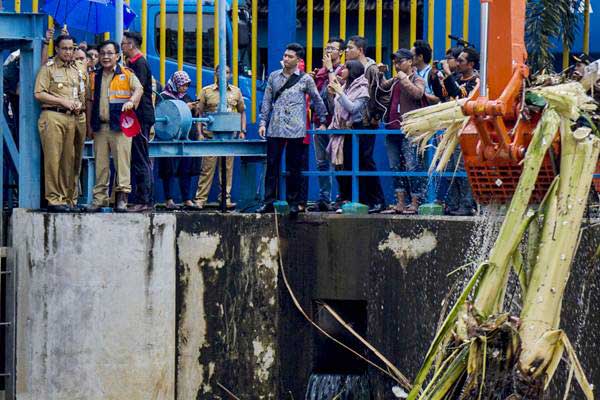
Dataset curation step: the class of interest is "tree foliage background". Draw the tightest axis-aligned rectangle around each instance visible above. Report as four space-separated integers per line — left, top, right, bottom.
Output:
525 0 582 73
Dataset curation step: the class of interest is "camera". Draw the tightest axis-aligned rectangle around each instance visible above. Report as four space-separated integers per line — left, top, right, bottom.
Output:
434 60 444 70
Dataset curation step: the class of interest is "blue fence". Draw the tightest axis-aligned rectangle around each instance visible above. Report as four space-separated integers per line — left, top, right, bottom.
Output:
283 129 467 205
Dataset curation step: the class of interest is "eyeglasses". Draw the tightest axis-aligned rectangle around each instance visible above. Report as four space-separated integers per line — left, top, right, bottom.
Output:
59 47 75 52
100 52 117 57
325 46 340 51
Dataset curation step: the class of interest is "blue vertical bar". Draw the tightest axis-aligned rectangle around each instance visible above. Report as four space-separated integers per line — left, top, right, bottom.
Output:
19 34 43 208
426 137 436 202
85 160 95 205
267 0 297 73
351 134 359 203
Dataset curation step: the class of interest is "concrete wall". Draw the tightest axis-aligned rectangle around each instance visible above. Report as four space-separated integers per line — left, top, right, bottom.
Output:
13 211 177 400
10 211 600 399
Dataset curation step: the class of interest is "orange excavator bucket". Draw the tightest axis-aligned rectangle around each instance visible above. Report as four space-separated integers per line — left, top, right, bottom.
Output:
459 0 558 204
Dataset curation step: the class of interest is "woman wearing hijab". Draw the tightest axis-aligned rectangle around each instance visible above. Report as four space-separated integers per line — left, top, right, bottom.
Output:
326 60 370 213
157 71 202 209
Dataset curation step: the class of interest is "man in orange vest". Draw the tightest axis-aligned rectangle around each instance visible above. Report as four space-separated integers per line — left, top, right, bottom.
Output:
86 40 143 212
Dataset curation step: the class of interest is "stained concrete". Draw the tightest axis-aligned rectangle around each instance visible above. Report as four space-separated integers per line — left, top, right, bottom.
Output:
10 211 600 399
12 210 177 400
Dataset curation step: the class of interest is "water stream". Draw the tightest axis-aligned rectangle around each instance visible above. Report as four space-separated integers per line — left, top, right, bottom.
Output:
305 373 372 400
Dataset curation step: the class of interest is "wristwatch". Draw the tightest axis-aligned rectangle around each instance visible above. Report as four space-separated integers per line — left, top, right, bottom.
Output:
328 68 335 74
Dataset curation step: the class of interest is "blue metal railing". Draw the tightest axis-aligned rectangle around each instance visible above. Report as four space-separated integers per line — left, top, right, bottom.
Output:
279 129 467 204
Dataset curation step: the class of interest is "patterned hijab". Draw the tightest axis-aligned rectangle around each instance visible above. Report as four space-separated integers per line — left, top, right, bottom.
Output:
163 70 191 99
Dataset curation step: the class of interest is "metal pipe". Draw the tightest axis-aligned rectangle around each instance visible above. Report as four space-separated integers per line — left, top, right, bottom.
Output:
375 0 382 63
251 0 257 122
306 0 313 71
48 17 55 57
339 0 346 39
340 0 346 63
177 0 184 69
197 0 203 94
160 0 166 85
410 0 417 46
218 0 227 113
232 0 239 86
32 0 39 12
323 0 330 51
15 0 20 12
115 0 124 45
462 0 469 41
584 0 590 54
214 0 219 68
141 0 148 54
393 0 399 52
479 1 490 97
445 0 452 50
358 0 365 36
427 0 434 60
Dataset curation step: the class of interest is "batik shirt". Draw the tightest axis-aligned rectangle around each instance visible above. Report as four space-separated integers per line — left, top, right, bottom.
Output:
259 68 328 139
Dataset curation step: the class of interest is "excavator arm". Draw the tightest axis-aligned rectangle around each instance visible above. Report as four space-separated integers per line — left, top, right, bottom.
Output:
458 0 558 204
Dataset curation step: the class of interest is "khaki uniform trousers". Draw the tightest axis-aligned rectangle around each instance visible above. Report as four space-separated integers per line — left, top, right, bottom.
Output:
92 124 132 206
38 110 86 206
70 116 87 206
195 156 234 204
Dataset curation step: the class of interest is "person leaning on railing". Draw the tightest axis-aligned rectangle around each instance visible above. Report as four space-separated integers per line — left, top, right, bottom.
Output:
326 60 369 213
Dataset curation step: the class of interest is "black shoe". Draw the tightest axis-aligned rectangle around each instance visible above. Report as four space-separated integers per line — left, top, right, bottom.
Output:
318 201 332 212
256 203 275 214
47 204 70 213
368 204 384 214
289 204 300 218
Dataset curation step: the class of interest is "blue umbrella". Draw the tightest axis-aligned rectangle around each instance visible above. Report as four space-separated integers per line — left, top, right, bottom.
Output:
42 0 136 34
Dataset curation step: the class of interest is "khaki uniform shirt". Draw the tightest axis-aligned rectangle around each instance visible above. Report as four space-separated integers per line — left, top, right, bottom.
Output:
35 57 88 109
199 83 245 114
199 83 245 136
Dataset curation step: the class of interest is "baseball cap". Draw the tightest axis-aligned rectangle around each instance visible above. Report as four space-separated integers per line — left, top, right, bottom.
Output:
120 109 141 137
392 48 414 62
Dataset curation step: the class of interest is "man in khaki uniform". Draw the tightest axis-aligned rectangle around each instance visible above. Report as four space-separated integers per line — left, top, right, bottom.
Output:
34 34 88 212
86 40 143 212
194 65 246 209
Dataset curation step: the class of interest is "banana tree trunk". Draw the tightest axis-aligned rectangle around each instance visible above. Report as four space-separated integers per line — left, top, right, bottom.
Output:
519 124 600 379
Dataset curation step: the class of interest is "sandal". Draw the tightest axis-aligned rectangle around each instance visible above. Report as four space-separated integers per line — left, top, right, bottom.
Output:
381 204 405 214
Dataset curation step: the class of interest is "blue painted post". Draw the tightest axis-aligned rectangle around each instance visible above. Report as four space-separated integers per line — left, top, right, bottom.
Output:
351 134 359 203
238 159 259 207
267 0 297 73
85 160 95 205
19 38 43 208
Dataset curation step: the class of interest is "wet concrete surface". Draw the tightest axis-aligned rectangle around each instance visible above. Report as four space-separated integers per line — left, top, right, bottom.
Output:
10 210 600 399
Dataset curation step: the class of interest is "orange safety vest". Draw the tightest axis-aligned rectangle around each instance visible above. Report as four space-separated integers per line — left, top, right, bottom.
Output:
90 64 135 131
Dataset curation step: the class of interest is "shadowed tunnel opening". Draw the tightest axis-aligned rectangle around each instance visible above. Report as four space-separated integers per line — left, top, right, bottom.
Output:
312 299 368 375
